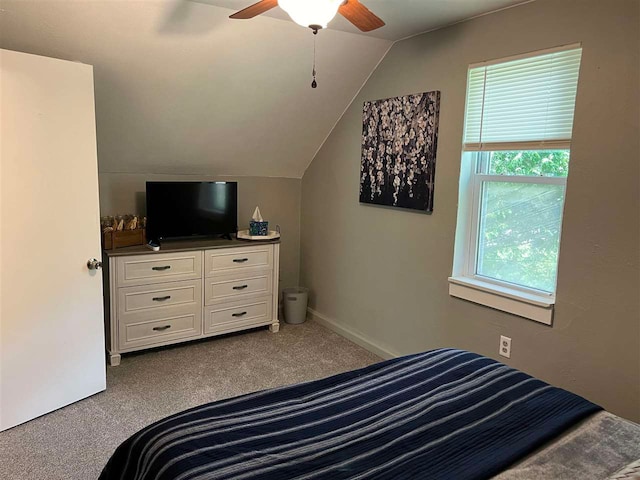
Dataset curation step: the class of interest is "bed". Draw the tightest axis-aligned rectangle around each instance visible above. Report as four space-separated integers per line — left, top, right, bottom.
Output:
100 349 640 480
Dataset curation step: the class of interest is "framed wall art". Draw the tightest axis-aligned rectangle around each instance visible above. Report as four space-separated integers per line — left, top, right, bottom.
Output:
360 91 441 213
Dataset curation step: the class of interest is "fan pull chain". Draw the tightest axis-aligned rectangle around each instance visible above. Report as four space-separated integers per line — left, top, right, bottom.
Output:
311 29 318 89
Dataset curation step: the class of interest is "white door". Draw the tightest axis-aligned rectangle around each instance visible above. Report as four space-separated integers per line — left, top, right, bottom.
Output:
0 49 106 431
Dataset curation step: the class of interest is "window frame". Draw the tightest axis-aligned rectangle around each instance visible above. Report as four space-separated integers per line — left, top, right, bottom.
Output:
449 44 582 325
466 151 567 295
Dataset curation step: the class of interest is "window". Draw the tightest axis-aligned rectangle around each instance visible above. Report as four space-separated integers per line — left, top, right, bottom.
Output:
450 45 582 324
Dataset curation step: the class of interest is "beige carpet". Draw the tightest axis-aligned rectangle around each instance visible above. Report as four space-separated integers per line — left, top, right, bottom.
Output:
0 321 381 480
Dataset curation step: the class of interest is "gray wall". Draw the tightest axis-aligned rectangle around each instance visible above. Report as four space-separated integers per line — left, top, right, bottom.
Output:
300 0 640 421
99 173 301 294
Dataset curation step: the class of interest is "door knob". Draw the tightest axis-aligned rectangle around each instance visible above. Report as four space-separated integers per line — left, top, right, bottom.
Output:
87 258 103 270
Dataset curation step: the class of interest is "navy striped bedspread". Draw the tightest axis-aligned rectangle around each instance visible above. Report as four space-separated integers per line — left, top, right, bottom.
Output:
100 349 600 480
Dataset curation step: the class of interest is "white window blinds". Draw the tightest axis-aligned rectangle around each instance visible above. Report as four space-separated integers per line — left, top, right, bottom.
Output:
463 46 582 151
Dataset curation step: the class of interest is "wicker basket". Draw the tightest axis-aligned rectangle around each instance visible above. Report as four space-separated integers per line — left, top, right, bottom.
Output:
103 229 146 250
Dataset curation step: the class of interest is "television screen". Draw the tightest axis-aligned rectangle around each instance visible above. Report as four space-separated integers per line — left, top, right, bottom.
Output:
146 182 238 241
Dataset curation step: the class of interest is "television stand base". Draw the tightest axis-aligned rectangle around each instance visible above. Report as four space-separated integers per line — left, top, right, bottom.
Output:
103 241 281 365
108 353 121 367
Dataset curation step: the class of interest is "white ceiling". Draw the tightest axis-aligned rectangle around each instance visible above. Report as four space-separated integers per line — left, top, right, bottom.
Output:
199 0 529 40
0 0 530 178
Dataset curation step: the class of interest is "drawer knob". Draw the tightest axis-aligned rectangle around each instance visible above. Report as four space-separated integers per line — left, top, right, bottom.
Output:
232 311 248 317
233 258 249 263
152 325 171 331
232 285 249 290
152 266 171 271
152 296 172 302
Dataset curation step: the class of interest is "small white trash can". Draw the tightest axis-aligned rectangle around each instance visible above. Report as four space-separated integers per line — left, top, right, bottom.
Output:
283 287 309 324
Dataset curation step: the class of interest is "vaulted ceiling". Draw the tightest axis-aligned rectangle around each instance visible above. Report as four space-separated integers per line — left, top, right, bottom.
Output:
200 0 529 40
0 0 526 178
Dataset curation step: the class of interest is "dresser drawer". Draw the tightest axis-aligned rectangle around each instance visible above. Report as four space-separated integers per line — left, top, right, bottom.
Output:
204 273 272 305
117 252 202 287
205 245 272 277
204 296 272 334
118 280 201 316
120 310 201 350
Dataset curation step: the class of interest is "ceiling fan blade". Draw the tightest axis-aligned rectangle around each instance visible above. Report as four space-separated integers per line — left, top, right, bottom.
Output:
229 0 278 19
339 0 385 32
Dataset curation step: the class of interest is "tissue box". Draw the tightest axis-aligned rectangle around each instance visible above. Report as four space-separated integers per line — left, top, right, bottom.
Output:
249 221 269 236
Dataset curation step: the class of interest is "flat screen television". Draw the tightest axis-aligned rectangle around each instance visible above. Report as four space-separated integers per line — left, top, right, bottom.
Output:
146 181 238 242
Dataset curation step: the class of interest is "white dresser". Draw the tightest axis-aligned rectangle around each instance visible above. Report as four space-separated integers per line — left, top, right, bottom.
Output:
103 239 280 366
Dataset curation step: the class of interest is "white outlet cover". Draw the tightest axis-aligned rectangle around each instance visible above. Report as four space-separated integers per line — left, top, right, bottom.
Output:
499 335 512 359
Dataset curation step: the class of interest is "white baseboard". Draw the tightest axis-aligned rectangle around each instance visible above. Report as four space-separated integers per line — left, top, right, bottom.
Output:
307 307 400 360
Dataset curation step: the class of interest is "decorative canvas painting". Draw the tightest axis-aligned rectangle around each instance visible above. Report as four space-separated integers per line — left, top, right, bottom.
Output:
359 91 441 212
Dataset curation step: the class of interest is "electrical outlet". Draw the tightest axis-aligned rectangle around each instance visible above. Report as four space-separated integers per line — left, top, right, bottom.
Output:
499 335 512 358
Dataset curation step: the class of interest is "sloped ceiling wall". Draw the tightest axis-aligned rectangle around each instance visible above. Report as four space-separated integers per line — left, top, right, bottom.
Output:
202 0 528 40
0 0 392 178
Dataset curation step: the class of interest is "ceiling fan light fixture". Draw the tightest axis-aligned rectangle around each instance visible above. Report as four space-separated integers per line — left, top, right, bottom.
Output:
278 0 343 29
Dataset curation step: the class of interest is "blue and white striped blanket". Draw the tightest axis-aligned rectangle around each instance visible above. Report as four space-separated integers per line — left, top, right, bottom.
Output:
100 349 600 480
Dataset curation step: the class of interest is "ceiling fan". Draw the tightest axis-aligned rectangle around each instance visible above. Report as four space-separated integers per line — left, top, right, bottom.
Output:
229 0 385 34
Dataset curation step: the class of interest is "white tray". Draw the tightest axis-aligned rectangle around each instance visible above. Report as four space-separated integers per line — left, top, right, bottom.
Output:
236 230 280 241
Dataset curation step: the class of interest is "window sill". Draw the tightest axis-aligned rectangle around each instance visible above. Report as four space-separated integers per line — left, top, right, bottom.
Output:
448 276 555 325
